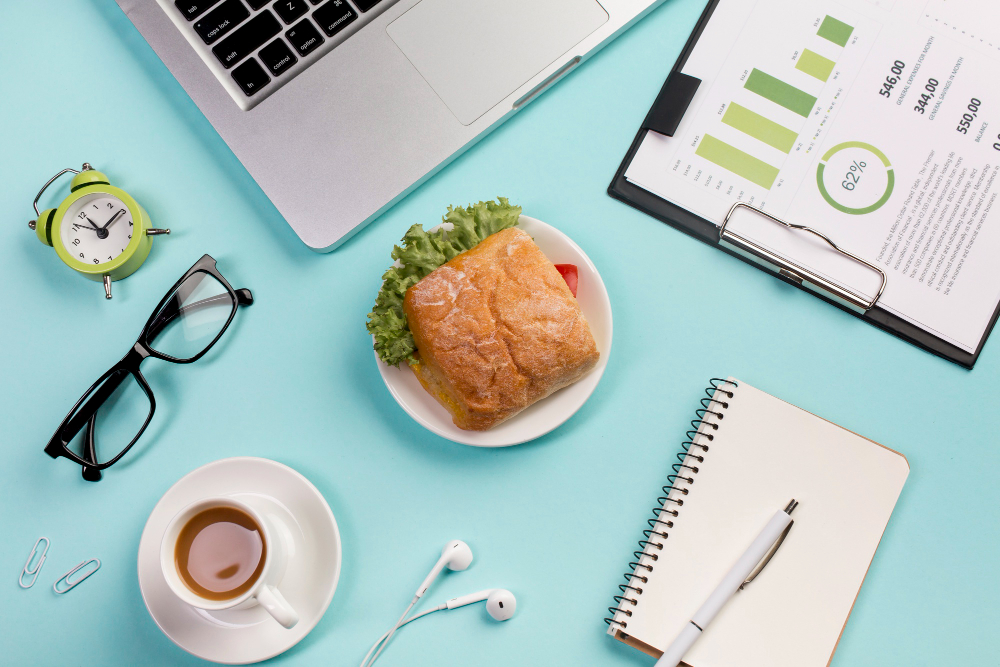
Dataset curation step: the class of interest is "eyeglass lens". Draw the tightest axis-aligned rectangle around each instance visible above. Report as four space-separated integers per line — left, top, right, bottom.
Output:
147 271 236 361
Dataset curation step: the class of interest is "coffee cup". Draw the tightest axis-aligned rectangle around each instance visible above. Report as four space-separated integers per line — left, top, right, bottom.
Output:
160 496 299 629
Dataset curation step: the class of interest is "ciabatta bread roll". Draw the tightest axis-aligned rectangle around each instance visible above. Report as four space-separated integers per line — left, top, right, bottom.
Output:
403 227 599 431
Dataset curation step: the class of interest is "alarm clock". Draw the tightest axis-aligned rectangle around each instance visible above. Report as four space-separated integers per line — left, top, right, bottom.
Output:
29 163 169 299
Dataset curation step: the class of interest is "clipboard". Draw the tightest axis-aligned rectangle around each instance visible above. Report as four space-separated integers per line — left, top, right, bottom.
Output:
608 0 1000 369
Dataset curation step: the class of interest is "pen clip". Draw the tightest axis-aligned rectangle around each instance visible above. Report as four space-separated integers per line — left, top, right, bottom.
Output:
739 520 793 590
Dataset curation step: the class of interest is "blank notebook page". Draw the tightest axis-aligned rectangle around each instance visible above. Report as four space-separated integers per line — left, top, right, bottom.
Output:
616 379 908 667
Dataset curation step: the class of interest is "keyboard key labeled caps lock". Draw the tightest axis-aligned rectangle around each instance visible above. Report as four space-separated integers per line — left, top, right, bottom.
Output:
194 0 249 44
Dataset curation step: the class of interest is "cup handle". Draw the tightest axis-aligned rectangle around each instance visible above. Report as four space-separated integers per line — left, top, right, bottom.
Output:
256 585 299 629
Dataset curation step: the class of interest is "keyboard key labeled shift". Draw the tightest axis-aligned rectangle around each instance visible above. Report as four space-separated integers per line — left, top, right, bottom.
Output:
354 0 382 11
285 19 324 57
194 0 249 44
232 58 271 96
175 0 221 21
212 11 281 69
314 0 357 37
259 39 298 76
275 0 309 24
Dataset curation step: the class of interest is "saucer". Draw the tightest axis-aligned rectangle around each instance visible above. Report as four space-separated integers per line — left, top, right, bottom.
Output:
375 216 613 447
138 457 342 664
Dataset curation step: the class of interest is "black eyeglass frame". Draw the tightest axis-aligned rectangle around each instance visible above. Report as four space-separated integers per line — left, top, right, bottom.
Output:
43 254 253 480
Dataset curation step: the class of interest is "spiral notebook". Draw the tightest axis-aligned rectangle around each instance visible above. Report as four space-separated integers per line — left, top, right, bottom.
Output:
606 378 909 666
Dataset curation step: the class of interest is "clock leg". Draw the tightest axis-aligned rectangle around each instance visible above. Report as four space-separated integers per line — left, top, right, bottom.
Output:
103 275 112 300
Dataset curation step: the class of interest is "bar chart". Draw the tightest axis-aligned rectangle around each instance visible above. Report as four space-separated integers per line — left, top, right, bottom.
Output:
693 14 855 190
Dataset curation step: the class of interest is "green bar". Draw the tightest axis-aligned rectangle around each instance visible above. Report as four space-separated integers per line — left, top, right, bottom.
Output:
696 134 780 189
796 49 835 81
721 103 798 153
745 69 816 117
818 15 853 47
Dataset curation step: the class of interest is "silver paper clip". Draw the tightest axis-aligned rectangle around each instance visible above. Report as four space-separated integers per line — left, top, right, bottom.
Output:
19 537 50 589
53 559 101 594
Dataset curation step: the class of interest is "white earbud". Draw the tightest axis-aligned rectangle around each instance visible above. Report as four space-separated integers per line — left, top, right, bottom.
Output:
415 539 473 598
446 588 517 621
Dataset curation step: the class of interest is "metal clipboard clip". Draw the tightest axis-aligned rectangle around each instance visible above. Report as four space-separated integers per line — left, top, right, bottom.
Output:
719 203 887 313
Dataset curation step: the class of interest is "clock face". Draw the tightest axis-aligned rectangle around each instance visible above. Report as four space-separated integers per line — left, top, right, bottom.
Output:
60 193 135 267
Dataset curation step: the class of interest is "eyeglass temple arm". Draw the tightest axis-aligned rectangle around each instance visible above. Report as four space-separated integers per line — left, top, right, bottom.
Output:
59 370 130 449
81 414 102 482
146 288 253 341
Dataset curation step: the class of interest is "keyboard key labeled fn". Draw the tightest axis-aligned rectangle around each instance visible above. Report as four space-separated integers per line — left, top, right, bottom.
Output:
285 19 325 57
232 58 271 96
314 0 357 37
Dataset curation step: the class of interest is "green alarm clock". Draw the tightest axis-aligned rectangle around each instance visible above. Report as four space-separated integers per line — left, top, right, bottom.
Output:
29 163 169 299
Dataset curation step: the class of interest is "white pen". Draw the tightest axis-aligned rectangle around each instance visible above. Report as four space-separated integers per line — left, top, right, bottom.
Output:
655 499 799 667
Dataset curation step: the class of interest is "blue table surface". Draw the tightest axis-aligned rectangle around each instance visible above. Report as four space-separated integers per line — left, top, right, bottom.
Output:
3 1 998 665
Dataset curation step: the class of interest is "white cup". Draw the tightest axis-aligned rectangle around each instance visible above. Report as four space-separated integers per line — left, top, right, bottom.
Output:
160 496 299 629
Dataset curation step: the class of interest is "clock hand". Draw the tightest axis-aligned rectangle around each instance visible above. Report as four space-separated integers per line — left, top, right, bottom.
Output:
73 223 100 232
101 208 125 230
84 216 101 230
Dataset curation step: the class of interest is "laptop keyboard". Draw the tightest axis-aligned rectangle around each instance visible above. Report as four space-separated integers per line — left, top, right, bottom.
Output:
170 0 397 108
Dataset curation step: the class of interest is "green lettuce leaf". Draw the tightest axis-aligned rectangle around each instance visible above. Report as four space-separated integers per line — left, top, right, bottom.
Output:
367 198 522 366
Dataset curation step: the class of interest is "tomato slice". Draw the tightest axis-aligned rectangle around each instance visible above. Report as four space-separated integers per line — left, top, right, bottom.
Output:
554 264 578 297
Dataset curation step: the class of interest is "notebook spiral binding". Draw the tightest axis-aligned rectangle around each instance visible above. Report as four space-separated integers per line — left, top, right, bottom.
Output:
604 378 738 633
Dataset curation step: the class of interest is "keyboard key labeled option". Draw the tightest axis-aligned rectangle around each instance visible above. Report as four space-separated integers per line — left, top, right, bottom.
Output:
232 58 271 96
194 0 249 44
314 0 357 37
212 11 281 69
354 0 381 11
285 19 324 57
275 0 309 24
259 39 298 76
175 0 221 21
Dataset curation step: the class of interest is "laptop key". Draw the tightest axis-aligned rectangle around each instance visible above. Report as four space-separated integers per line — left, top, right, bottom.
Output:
259 39 298 76
175 0 222 21
275 0 309 24
354 0 381 11
246 0 270 9
285 19 324 57
313 0 357 37
212 11 281 69
194 0 250 44
231 58 271 96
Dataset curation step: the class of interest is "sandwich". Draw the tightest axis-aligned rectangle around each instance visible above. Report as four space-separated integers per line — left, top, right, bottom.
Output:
368 199 599 431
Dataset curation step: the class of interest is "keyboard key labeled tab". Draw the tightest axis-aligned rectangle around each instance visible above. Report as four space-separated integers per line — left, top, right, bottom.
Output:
232 58 271 96
275 0 309 24
194 0 249 44
314 0 357 37
354 0 382 11
175 0 221 21
212 11 281 69
259 39 298 76
285 19 324 57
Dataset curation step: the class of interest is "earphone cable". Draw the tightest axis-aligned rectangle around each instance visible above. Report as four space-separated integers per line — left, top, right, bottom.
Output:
359 604 446 667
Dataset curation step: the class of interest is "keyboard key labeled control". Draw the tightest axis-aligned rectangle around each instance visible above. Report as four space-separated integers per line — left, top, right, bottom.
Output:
354 0 381 11
259 39 298 76
275 0 309 24
314 0 357 37
212 11 281 69
285 19 324 57
175 0 221 21
232 58 271 96
194 0 249 44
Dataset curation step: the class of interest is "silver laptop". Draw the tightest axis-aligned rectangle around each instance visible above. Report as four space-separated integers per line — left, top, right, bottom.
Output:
117 0 665 250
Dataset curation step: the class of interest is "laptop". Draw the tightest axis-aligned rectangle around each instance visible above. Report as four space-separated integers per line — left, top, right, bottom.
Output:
116 0 666 250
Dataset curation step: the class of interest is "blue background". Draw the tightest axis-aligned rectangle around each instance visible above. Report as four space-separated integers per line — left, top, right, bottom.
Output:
2 0 998 665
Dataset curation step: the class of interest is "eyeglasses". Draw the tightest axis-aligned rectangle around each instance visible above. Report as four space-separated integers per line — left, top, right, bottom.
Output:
44 255 253 481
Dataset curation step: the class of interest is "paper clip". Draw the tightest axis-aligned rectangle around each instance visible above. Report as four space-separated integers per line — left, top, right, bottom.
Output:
53 559 101 594
19 537 50 589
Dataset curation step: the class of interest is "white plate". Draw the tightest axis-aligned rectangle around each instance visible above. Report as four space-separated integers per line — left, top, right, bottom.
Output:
137 457 342 664
375 215 613 447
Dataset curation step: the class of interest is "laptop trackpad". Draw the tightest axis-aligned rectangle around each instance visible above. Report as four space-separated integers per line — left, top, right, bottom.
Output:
387 0 608 125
